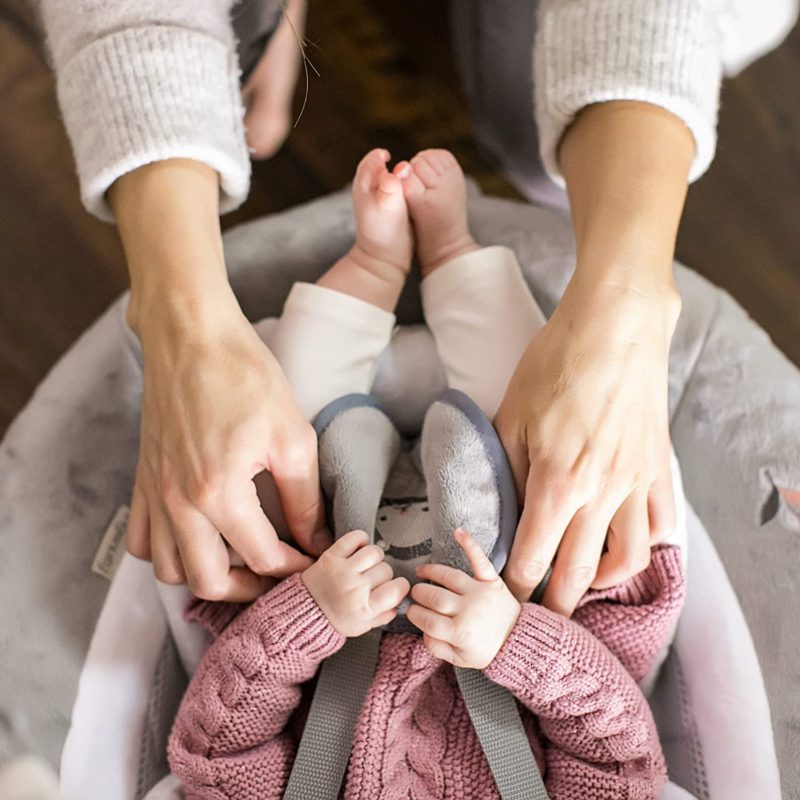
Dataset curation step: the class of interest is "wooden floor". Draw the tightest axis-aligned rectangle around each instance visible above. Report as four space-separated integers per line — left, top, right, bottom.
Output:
1 0 799 435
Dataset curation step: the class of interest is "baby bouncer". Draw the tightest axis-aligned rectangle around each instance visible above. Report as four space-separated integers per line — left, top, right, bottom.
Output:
0 184 798 799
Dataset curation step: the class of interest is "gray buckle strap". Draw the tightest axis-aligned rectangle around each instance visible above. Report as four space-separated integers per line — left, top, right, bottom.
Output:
283 630 382 800
284 635 551 800
456 667 550 800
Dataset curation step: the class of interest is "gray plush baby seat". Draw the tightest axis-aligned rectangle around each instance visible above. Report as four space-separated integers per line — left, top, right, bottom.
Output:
1 185 798 800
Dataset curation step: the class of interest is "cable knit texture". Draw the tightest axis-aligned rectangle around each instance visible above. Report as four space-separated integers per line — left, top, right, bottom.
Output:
535 0 723 184
168 545 685 799
38 0 250 220
38 0 795 220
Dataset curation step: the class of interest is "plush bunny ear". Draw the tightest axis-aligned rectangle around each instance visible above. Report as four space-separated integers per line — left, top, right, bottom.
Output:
420 389 518 575
314 394 401 541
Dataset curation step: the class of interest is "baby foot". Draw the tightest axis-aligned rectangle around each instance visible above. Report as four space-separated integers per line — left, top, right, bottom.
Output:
402 149 479 276
243 0 307 159
351 148 414 275
316 149 413 312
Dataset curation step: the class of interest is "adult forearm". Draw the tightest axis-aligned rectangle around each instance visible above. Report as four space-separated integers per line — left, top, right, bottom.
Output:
110 158 323 600
560 100 694 295
499 102 692 612
109 158 239 341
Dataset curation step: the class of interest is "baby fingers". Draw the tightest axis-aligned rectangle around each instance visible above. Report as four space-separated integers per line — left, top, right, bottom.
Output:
410 582 461 615
350 542 387 572
416 562 473 594
406 604 455 641
422 634 458 664
362 561 394 589
328 529 370 557
454 528 498 582
369 576 410 615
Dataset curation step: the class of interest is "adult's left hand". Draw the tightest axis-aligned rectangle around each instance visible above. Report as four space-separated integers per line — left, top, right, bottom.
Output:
495 274 680 616
496 100 693 617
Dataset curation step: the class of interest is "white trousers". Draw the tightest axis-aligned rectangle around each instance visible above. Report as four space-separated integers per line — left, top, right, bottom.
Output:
258 245 544 422
254 244 686 556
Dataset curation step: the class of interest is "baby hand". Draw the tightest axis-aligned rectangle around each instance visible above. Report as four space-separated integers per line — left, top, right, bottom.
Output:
407 529 521 669
302 529 410 637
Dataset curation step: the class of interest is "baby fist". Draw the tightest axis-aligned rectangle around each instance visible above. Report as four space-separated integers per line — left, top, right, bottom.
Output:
302 529 410 637
408 529 521 669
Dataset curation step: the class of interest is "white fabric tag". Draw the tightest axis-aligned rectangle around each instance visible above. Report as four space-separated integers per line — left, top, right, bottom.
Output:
91 505 130 581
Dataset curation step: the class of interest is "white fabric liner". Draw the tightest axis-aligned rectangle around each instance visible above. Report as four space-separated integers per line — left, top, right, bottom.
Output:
59 557 168 800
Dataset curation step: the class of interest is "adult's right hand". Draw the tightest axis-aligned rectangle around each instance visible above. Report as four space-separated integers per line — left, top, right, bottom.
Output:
128 303 328 601
111 159 329 602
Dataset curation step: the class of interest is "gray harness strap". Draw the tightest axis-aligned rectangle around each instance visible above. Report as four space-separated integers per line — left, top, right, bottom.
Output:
456 667 549 800
283 632 550 800
283 631 382 800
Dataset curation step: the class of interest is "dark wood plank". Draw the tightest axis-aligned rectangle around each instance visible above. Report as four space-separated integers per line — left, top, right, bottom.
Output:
0 12 127 429
678 40 800 362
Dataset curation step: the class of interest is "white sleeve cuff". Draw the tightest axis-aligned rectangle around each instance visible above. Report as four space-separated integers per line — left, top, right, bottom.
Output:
56 25 251 221
534 0 723 186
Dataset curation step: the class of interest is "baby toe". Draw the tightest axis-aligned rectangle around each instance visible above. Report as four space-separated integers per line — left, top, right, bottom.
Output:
437 149 460 173
355 148 391 193
377 170 404 198
393 160 412 179
401 167 427 205
410 152 442 187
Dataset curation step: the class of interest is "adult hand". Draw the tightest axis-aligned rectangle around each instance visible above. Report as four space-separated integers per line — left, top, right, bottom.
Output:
496 100 694 616
495 278 680 616
111 159 329 602
127 301 328 601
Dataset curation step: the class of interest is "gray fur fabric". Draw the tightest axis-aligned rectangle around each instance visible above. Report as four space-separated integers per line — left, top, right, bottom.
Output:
314 388 517 592
421 389 518 577
315 396 401 542
423 402 499 574
0 185 798 797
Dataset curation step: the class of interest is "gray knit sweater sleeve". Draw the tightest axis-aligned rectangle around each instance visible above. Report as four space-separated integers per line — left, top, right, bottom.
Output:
41 1 797 221
534 0 725 185
40 1 250 221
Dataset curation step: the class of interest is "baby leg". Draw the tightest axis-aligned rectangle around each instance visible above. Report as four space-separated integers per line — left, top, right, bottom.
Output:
316 148 414 313
258 149 414 421
404 149 546 419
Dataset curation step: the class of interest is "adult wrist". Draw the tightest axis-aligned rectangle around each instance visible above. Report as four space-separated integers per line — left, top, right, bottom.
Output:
126 264 240 343
558 101 690 329
558 267 682 356
109 158 240 340
571 254 682 318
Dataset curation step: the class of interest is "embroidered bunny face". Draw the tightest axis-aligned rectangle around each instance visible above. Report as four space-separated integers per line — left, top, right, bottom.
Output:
375 497 434 584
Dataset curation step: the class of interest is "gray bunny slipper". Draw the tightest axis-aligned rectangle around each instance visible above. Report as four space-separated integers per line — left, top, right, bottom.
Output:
282 391 550 800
